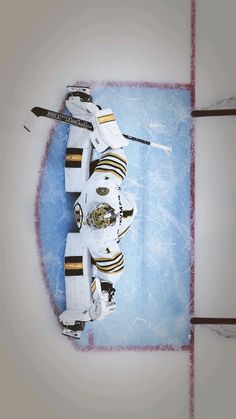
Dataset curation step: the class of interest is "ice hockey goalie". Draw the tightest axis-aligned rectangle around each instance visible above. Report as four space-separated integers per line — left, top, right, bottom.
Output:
59 87 137 339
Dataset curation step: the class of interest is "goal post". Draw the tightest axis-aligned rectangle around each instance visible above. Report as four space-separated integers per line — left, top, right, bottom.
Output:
191 317 236 325
191 96 236 117
192 108 236 117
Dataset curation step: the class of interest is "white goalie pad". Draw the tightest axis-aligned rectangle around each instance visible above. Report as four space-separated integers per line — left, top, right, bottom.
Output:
59 233 93 325
94 108 129 151
65 125 93 192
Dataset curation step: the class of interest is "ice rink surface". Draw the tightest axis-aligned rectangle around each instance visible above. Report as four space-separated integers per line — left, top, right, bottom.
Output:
1 1 236 419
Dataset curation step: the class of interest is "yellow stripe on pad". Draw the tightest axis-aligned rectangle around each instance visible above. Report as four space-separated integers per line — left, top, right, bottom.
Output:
64 262 83 270
97 114 116 124
65 154 83 162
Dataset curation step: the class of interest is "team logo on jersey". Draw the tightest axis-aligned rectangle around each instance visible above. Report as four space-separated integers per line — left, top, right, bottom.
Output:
96 187 109 196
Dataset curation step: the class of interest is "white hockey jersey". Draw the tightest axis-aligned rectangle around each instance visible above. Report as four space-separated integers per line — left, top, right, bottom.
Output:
74 148 137 284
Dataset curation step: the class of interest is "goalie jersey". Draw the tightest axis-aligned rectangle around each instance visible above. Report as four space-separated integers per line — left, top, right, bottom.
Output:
74 147 137 284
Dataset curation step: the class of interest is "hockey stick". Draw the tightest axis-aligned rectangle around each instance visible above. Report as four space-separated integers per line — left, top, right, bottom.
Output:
192 108 236 117
24 106 172 153
123 134 172 153
24 106 94 131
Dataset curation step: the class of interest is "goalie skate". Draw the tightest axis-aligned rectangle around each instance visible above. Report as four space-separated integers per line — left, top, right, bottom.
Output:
66 85 92 101
61 321 86 339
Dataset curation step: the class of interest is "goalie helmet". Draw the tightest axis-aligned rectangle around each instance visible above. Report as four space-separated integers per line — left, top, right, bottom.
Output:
86 203 117 229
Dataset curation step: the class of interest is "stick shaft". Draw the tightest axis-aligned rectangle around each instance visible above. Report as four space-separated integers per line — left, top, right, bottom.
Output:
32 107 94 131
123 134 172 152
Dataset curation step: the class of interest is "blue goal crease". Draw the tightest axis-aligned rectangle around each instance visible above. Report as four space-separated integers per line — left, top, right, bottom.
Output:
38 84 192 348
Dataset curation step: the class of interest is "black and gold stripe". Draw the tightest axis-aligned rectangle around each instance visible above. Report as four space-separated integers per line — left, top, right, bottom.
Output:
103 152 127 165
94 252 124 274
65 148 83 168
94 252 122 263
91 279 96 295
94 152 127 181
96 159 126 176
64 256 83 276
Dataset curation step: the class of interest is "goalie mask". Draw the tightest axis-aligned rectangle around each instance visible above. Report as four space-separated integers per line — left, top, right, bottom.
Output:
86 203 117 229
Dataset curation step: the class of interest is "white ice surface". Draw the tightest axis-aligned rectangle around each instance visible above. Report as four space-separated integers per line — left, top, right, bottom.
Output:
1 1 236 419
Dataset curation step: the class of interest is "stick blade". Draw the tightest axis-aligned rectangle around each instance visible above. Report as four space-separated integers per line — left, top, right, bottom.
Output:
23 109 40 133
31 106 47 117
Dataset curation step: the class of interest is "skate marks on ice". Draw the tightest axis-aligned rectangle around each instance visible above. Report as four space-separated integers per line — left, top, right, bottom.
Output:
36 83 192 350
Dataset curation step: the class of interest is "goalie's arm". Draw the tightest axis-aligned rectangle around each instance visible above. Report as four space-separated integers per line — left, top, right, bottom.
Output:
89 242 125 285
92 148 128 185
88 243 124 321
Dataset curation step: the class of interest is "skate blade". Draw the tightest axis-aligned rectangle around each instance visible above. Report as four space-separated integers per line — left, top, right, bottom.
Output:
61 328 82 339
